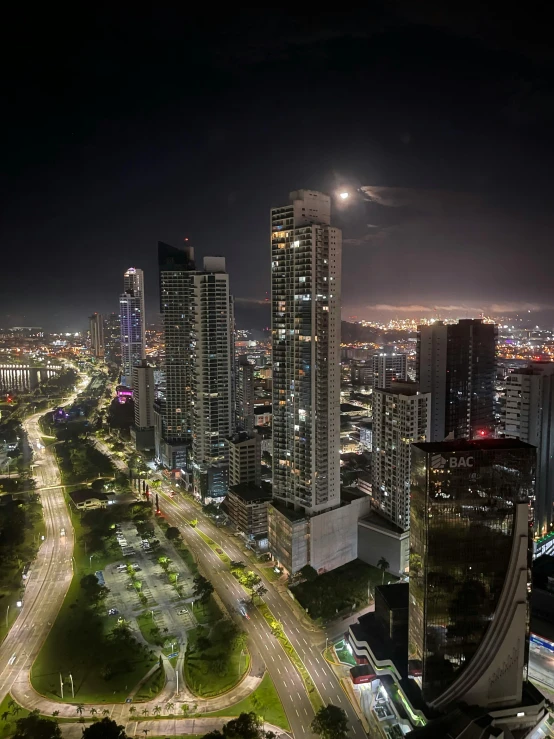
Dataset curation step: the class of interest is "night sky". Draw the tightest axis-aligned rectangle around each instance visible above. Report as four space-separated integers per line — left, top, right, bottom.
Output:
3 6 554 331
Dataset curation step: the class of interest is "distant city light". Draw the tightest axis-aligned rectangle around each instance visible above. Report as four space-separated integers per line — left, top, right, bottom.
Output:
339 192 349 200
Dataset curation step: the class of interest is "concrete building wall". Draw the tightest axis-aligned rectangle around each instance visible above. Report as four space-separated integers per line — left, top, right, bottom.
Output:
358 518 410 576
310 496 370 573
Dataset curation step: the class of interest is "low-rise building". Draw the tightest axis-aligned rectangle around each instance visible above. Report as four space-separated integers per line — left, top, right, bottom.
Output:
69 489 110 510
227 483 272 540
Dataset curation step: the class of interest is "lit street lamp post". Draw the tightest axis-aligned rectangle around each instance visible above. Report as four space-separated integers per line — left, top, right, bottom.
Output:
69 672 75 698
5 604 9 629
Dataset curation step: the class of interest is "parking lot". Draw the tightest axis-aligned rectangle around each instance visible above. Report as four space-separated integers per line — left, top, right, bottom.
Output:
101 521 198 649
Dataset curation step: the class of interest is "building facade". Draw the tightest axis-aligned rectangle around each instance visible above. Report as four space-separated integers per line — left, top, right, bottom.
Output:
504 362 554 536
191 257 233 501
372 353 408 389
236 354 255 432
89 313 105 358
229 431 261 488
103 312 120 361
270 189 341 515
372 382 430 531
227 483 272 539
156 241 196 472
119 267 146 387
409 439 535 709
132 360 155 450
418 319 496 441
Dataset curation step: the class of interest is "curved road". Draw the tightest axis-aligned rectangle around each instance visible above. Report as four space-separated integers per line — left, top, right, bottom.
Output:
0 378 89 704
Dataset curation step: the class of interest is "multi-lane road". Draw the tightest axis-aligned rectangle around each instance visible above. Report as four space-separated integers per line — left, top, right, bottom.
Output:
0 379 88 705
157 487 368 739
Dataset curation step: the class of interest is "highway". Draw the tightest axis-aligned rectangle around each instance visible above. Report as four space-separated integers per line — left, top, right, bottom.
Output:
158 487 369 739
0 378 88 704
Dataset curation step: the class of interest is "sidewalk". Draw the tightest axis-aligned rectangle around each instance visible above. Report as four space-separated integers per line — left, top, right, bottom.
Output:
60 718 291 738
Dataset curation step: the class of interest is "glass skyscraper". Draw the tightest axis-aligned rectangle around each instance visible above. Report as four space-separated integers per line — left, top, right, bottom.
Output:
409 438 534 710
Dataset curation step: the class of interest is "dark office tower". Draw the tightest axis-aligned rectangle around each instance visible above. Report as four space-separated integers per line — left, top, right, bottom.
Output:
409 439 535 711
236 355 255 433
417 319 496 441
89 313 104 358
156 241 196 472
103 312 121 361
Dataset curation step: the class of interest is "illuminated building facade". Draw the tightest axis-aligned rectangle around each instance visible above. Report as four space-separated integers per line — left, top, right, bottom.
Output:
236 354 255 433
504 361 554 536
132 360 155 450
409 439 534 710
372 352 408 389
417 319 496 441
119 267 146 387
157 242 196 471
89 313 104 358
269 189 344 573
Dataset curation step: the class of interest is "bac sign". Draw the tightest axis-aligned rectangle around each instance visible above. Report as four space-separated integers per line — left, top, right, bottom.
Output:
431 454 474 470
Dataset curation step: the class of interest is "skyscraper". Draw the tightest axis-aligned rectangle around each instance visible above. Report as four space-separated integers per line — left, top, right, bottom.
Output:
132 360 155 450
270 189 341 514
504 362 554 537
236 354 255 433
191 257 233 501
103 312 120 361
89 313 104 358
119 267 146 387
417 319 496 441
269 189 353 574
409 438 535 710
372 353 408 389
156 241 196 472
372 382 430 531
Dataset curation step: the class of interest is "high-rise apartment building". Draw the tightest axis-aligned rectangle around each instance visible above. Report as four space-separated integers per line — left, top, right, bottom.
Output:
103 312 120 361
156 241 196 472
504 362 554 537
417 319 496 441
372 382 430 531
132 360 155 451
372 353 408 389
89 313 105 358
236 355 255 433
119 267 146 387
191 257 233 501
410 439 535 710
269 189 349 574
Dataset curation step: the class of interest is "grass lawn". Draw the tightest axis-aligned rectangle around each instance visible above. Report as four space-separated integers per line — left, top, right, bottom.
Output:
206 673 290 731
136 610 173 647
0 495 45 644
184 620 249 698
192 595 222 626
31 504 158 703
133 664 165 701
334 639 357 666
290 558 395 621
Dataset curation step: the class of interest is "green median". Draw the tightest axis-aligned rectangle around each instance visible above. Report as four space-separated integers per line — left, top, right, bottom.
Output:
256 602 323 712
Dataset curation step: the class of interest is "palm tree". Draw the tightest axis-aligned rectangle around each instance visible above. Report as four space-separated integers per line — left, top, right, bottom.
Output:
90 707 97 717
75 703 85 716
153 705 162 716
102 708 110 717
142 708 149 716
165 701 175 714
377 557 390 584
129 706 137 716
52 711 60 717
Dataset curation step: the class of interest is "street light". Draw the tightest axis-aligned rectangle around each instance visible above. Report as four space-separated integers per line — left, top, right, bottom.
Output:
6 605 9 629
89 554 96 569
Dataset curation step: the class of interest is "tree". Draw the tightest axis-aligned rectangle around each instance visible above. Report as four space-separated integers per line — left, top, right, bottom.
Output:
75 704 85 716
153 705 162 717
165 702 175 714
165 526 180 540
311 704 349 739
193 573 214 603
202 502 220 517
251 584 267 603
377 557 390 584
242 571 261 590
80 573 108 602
129 706 137 716
13 711 62 739
81 717 128 739
299 564 318 582
201 711 276 738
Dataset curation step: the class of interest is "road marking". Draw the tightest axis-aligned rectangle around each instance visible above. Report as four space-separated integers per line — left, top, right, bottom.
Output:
303 638 308 645
296 709 299 716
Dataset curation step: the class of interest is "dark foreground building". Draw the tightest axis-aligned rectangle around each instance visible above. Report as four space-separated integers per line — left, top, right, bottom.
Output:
409 439 535 710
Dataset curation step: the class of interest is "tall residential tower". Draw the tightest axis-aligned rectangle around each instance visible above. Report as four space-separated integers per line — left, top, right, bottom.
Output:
119 267 146 387
268 190 358 574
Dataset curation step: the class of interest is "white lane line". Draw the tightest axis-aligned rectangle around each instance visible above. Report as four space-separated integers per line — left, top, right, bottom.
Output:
296 709 300 716
303 638 308 645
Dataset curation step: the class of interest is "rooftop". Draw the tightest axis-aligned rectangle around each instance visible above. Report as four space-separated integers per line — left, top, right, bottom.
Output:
359 510 407 536
228 483 272 503
414 438 535 454
377 582 408 611
69 489 108 505
269 500 306 522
